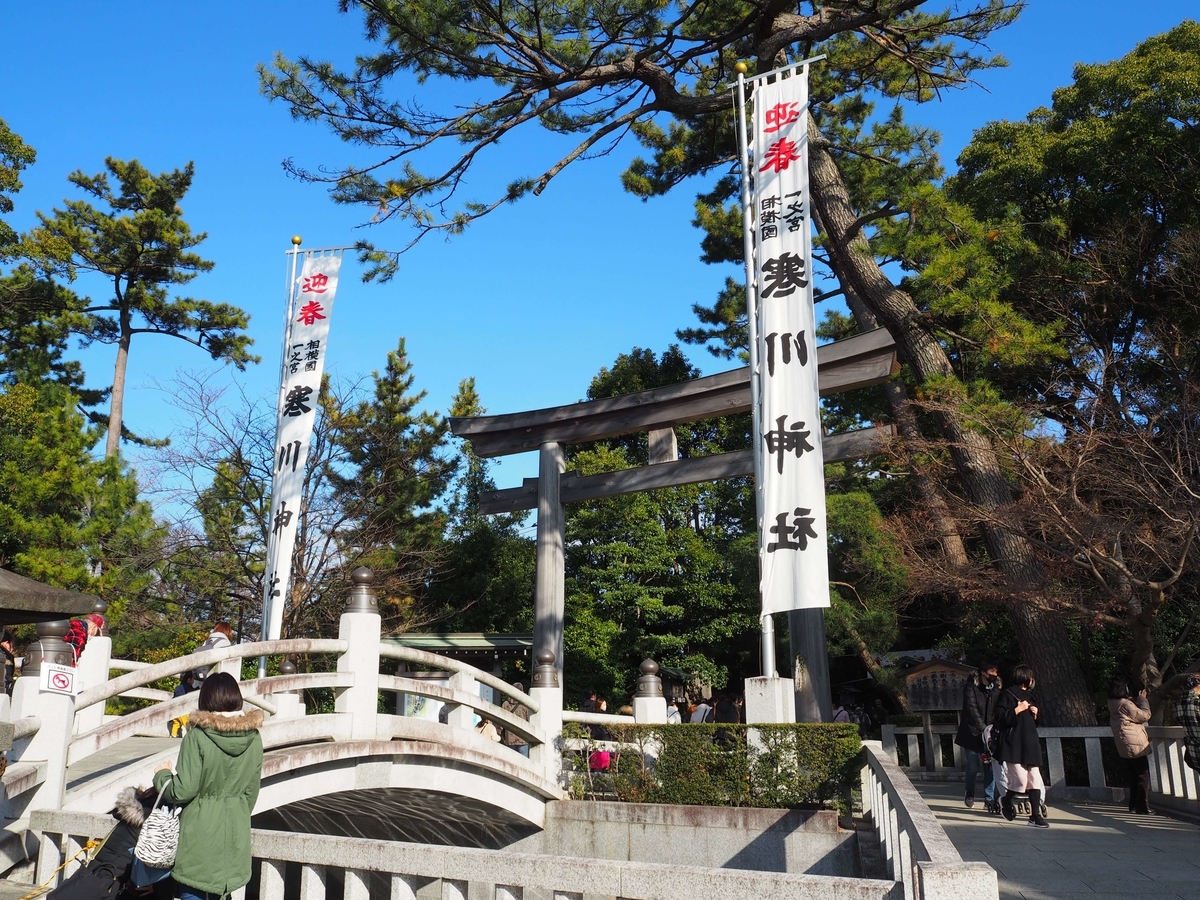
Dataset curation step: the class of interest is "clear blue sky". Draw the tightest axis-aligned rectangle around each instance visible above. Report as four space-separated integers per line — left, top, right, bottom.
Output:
1 2 1196 494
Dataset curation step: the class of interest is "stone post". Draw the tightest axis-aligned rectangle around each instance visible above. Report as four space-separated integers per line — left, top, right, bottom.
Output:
73 601 111 735
6 622 75 824
529 650 563 785
335 567 382 741
632 660 667 724
744 674 796 724
916 862 999 900
272 659 306 719
446 669 478 731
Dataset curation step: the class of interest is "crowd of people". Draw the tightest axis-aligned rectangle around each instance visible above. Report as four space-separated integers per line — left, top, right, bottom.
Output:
955 660 1200 829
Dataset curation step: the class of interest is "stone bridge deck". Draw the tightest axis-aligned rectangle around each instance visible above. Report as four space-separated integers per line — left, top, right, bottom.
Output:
917 783 1200 900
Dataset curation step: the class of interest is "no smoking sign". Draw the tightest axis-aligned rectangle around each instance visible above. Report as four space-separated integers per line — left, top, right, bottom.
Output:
40 663 78 696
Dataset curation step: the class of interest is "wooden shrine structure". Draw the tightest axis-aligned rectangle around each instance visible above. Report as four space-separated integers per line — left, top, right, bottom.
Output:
450 327 898 720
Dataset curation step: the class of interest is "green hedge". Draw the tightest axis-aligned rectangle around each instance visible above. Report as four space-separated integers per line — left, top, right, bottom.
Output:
566 723 862 810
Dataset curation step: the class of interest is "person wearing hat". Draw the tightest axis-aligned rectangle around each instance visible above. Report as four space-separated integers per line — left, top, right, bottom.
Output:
1175 672 1200 772
64 614 105 666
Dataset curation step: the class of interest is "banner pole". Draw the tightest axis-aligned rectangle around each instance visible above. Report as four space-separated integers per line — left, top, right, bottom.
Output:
735 66 775 677
260 236 304 677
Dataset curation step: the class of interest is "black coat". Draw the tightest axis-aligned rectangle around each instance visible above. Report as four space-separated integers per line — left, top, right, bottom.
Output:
994 686 1042 768
956 673 1001 753
47 788 174 900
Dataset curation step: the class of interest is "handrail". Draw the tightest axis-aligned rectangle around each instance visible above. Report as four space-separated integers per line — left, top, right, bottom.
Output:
378 644 539 713
68 671 353 765
861 740 998 899
108 659 150 672
377 675 543 746
562 710 636 726
75 639 348 711
14 717 40 741
863 740 961 865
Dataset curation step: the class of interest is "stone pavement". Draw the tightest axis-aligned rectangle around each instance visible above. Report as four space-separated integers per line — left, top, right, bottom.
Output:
64 735 179 795
916 782 1200 900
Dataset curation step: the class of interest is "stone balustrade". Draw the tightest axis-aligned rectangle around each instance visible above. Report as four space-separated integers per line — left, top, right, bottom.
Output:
861 741 998 900
31 811 905 900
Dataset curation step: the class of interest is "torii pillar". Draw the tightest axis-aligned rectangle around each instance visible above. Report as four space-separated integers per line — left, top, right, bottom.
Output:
533 442 566 680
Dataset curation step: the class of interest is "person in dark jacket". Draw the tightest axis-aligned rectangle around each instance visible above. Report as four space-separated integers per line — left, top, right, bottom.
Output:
994 664 1049 827
956 661 1001 810
1 631 15 695
46 785 174 900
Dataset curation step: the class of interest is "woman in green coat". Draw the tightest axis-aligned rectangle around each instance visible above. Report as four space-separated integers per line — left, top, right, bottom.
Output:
154 672 263 900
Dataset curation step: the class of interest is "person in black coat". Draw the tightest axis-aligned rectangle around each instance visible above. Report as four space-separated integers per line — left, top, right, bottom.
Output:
47 786 174 900
955 661 1001 811
994 664 1049 828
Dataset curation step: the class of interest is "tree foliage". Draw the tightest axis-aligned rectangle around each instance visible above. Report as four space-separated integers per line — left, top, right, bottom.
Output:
23 158 258 456
260 0 1019 273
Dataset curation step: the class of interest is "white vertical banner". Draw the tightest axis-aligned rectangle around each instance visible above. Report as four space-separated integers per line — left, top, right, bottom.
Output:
751 67 830 614
261 251 344 640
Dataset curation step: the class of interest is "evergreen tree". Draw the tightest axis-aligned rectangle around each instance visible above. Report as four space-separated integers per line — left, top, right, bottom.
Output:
431 378 535 635
329 338 457 628
0 379 159 613
0 117 35 257
22 159 258 457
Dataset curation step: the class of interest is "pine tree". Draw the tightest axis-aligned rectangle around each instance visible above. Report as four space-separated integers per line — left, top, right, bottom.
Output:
329 338 457 628
23 158 258 457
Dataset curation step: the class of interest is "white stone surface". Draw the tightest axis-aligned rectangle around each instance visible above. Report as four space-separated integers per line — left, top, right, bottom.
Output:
335 611 382 740
72 636 111 736
632 696 667 724
744 675 795 724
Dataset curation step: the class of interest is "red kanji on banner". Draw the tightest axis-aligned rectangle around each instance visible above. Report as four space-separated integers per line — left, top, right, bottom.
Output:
302 273 329 294
760 138 801 174
296 301 327 326
763 102 800 134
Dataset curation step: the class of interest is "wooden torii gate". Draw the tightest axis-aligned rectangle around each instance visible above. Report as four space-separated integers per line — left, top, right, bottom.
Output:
449 327 897 719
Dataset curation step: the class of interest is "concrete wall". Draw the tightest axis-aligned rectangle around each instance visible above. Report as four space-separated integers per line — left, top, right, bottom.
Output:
509 801 859 877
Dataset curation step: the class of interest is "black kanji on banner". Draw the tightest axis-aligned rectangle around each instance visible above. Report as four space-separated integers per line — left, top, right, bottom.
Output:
764 330 808 376
763 414 815 474
767 507 819 552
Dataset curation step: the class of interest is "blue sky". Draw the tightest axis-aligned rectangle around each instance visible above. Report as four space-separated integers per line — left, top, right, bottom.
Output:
1 2 1196 497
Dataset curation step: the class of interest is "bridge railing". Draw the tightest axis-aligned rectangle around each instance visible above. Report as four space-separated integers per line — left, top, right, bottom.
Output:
8 570 569 833
1147 725 1200 818
861 741 998 900
881 723 1118 802
30 810 906 900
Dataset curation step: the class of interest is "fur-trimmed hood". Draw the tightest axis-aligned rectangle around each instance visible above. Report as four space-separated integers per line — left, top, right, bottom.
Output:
113 786 150 827
189 709 264 733
189 709 264 760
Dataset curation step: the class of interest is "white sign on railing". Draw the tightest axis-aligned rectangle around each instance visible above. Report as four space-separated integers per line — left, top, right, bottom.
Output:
40 663 79 696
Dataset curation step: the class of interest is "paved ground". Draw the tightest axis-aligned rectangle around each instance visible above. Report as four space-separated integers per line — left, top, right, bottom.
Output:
64 736 179 795
916 783 1200 900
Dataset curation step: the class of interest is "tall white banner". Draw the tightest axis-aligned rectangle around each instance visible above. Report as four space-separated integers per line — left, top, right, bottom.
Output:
751 69 830 614
262 252 343 640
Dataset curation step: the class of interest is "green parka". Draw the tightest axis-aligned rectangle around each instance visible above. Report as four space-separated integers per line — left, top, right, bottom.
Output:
153 708 264 895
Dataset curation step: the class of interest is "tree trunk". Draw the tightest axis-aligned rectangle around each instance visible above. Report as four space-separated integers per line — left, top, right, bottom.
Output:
842 291 970 571
807 118 1095 725
105 309 132 459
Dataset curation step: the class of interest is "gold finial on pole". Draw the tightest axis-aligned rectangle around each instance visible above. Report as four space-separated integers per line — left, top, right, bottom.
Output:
734 62 749 75
291 235 303 246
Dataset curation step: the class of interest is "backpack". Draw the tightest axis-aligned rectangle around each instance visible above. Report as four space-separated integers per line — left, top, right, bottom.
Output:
192 634 224 681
